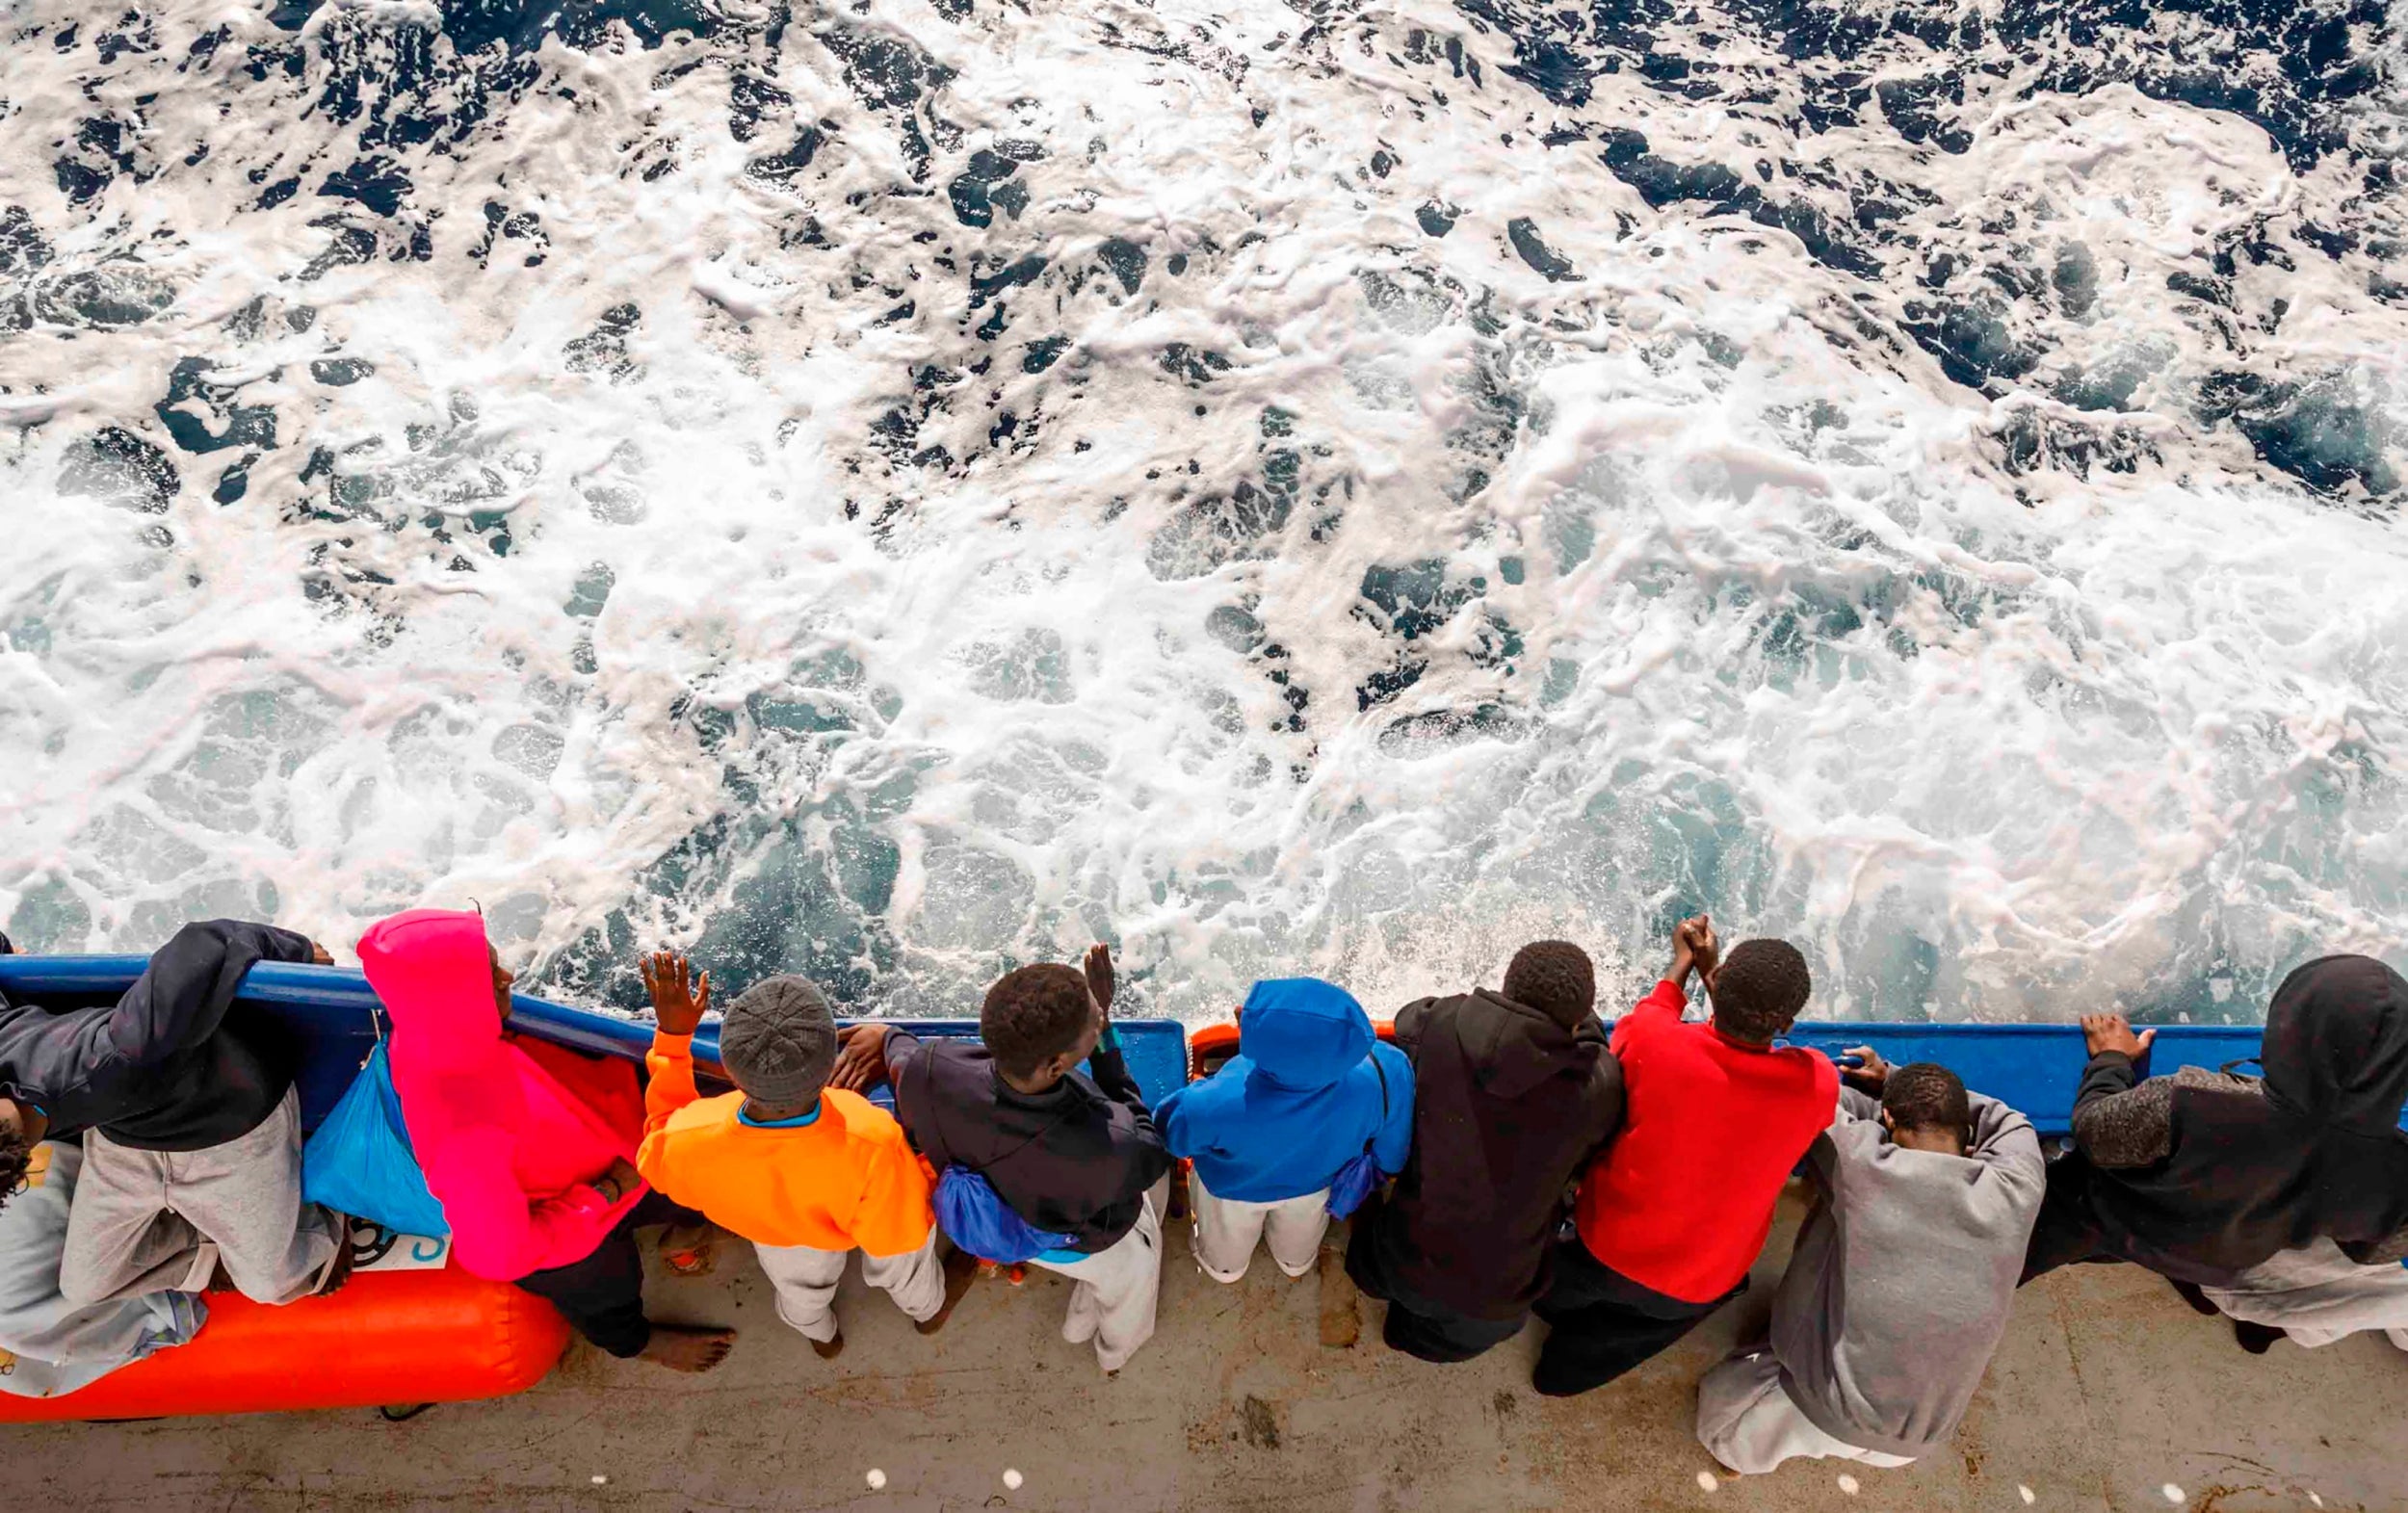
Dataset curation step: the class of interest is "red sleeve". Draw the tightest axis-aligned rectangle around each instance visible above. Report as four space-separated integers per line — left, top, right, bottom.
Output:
1610 978 1687 1056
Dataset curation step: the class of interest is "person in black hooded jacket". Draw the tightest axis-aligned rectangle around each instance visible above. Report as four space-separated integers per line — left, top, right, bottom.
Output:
2022 954 2408 1288
0 919 351 1307
1347 940 1625 1363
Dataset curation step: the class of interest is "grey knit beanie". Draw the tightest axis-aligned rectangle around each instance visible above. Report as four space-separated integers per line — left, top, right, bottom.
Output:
719 976 837 1107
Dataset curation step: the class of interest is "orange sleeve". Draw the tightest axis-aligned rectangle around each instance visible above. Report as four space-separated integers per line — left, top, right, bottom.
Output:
642 1031 701 1138
850 1133 936 1260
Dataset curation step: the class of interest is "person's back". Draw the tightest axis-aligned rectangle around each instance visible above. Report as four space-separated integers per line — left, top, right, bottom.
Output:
0 919 310 1152
637 959 966 1357
0 919 346 1312
1348 941 1623 1364
1742 1061 2044 1470
642 1083 926 1253
1158 977 1412 1284
1576 934 1837 1305
363 910 646 1283
839 947 1172 1371
2026 956 2408 1286
365 917 735 1373
1534 918 1836 1397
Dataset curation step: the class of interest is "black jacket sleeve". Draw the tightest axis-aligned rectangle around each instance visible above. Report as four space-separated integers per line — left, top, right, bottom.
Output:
108 920 315 1069
1086 1035 1145 1109
1576 1030 1626 1170
1090 1038 1172 1197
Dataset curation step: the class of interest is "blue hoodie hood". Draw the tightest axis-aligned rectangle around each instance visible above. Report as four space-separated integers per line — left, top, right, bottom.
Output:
1156 978 1415 1205
1239 978 1374 1090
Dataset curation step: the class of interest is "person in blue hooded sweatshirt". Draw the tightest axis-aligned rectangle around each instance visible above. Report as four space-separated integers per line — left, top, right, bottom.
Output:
1156 978 1414 1284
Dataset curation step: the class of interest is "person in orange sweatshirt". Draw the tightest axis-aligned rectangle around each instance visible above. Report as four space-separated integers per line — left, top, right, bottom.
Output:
635 952 974 1359
1533 915 1838 1396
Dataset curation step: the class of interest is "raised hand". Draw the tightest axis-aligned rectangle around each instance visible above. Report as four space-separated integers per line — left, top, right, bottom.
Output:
2081 1011 2155 1061
1669 913 1718 988
640 950 712 1037
1084 942 1116 1016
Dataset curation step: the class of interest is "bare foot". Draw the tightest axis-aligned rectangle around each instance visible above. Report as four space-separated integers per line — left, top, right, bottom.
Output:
811 1328 846 1361
640 1323 736 1373
659 1220 720 1278
915 1247 981 1336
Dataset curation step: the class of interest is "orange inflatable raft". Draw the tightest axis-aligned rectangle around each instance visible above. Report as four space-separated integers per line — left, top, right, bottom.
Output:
0 1267 569 1423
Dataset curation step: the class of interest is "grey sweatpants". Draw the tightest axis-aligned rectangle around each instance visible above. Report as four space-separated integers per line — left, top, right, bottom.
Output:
61 1088 339 1309
1695 1349 1917 1475
753 1230 948 1343
1189 1169 1329 1282
1029 1179 1167 1372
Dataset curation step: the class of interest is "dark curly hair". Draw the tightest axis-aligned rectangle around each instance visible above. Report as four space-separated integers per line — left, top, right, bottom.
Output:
1882 1062 1972 1148
1503 940 1597 1030
982 963 1095 1080
0 1125 32 1213
1713 938 1812 1043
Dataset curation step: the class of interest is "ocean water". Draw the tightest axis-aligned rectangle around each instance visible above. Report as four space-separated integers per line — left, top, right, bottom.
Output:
1 0 2403 1024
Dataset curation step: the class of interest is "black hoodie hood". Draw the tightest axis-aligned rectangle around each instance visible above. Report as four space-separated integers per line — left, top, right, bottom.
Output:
1459 988 1610 1099
2262 955 2408 1134
2083 952 2408 1282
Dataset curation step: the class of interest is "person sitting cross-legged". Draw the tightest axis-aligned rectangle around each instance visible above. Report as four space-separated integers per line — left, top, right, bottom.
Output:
1696 1054 2045 1474
633 952 975 1359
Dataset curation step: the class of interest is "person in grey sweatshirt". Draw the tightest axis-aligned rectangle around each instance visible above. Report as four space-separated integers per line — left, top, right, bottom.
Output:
1696 1055 2045 1475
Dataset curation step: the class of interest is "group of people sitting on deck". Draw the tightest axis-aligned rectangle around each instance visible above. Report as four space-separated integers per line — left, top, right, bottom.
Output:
1 906 2403 1476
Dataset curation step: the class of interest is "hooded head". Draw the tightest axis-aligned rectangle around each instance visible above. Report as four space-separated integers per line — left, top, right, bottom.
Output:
356 908 505 1060
2262 954 2408 1134
1239 978 1373 1090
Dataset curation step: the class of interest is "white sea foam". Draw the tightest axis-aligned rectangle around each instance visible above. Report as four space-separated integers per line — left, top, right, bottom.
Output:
0 1 2401 1020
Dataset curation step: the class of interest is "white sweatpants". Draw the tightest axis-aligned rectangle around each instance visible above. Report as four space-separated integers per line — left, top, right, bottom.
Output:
61 1088 338 1309
1029 1180 1166 1372
1695 1349 1918 1476
753 1230 948 1343
2201 1237 2408 1351
1189 1169 1329 1283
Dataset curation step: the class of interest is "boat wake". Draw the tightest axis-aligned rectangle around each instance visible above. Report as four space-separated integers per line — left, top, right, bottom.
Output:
1 0 2403 1020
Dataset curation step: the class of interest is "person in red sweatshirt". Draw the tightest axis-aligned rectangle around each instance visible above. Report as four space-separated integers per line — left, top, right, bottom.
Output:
1532 915 1837 1397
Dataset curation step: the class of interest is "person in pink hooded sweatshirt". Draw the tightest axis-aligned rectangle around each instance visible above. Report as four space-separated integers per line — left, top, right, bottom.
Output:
358 909 734 1373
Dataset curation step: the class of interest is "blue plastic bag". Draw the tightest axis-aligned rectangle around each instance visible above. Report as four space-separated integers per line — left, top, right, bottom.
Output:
302 1043 450 1239
1324 1150 1382 1220
933 1166 1076 1263
1324 1053 1394 1219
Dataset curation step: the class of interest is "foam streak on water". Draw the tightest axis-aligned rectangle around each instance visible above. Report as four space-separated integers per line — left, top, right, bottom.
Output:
0 0 2403 1021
